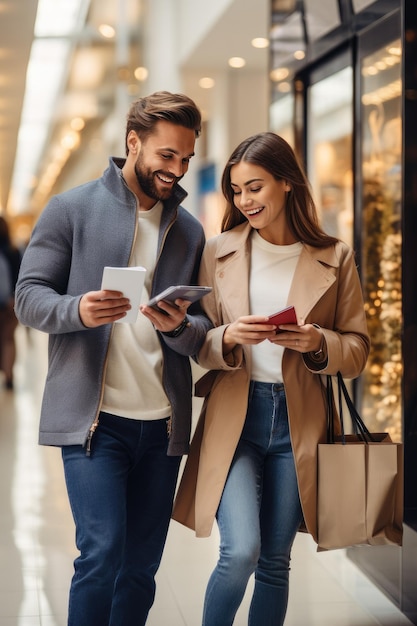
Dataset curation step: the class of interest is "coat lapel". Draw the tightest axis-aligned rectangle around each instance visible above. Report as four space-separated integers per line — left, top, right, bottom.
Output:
288 245 338 324
213 222 339 327
213 223 252 324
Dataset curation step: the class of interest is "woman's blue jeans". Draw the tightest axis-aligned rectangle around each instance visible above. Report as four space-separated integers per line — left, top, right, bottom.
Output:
61 412 181 626
203 382 303 626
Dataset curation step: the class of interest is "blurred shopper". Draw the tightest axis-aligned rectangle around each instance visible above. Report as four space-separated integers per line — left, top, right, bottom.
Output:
0 216 22 390
15 91 212 626
173 132 370 626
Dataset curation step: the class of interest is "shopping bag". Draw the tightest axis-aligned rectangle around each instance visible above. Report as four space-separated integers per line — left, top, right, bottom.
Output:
317 372 403 551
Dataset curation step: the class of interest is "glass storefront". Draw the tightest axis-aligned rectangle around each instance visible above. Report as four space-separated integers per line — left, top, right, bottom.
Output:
307 66 353 246
268 3 417 618
269 4 403 442
360 39 402 441
269 93 294 146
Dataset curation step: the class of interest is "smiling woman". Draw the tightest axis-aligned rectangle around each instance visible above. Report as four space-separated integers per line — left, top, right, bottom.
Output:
220 132 337 248
173 129 370 626
229 162 292 245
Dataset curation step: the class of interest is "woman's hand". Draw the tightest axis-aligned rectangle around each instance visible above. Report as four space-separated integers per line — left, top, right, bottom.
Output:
269 321 324 354
223 315 278 354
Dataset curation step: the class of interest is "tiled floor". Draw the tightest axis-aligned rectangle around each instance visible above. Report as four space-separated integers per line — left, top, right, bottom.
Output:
0 325 413 626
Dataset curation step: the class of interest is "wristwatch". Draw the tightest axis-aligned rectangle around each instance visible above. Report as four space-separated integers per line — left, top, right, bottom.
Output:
162 316 191 338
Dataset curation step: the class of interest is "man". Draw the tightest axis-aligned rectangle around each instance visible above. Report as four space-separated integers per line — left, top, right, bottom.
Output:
15 91 212 626
0 215 22 390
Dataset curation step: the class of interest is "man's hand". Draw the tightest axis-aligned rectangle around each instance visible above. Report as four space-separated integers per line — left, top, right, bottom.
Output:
79 290 131 327
140 298 191 333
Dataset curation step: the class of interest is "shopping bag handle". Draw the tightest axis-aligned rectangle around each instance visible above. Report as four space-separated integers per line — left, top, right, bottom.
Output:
326 372 375 444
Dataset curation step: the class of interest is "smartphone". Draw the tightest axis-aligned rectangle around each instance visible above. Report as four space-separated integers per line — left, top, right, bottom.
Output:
147 285 212 312
267 305 297 332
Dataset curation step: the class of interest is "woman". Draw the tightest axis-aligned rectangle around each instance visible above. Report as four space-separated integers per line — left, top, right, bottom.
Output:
173 132 370 625
0 216 22 390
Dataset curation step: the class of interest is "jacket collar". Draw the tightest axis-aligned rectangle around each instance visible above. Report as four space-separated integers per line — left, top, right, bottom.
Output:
213 221 341 325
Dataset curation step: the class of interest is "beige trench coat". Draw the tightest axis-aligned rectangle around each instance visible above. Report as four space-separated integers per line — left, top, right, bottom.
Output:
172 222 370 543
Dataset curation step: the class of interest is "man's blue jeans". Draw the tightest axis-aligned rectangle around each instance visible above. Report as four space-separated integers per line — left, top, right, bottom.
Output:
203 382 303 626
61 412 181 626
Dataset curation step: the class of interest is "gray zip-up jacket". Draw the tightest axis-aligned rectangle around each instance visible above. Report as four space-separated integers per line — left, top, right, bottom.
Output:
15 157 212 456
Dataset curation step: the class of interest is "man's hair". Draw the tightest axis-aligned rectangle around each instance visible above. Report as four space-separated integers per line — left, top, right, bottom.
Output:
125 91 201 154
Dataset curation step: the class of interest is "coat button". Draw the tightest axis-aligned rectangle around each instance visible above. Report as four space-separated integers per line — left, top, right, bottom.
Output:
219 271 224 278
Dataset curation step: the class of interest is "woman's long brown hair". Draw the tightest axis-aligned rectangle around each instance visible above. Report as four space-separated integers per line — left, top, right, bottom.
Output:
221 132 338 247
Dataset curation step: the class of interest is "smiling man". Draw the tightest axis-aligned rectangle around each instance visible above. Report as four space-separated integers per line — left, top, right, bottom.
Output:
15 91 212 626
129 119 196 203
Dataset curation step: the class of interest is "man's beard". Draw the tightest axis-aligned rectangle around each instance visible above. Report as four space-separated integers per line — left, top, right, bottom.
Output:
134 152 178 201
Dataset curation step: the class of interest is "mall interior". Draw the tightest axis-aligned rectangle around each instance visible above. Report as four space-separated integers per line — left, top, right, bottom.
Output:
1 0 417 624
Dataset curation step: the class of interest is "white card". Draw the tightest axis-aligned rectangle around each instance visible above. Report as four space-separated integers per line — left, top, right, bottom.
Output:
101 266 146 323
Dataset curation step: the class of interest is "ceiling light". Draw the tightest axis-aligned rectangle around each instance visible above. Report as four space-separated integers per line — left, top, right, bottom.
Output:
199 77 215 89
387 46 401 56
61 130 80 151
251 38 269 49
98 24 115 39
294 50 305 60
134 66 149 81
270 67 289 82
228 57 246 68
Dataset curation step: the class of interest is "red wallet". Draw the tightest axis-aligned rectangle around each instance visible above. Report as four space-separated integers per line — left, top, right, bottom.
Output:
267 305 297 332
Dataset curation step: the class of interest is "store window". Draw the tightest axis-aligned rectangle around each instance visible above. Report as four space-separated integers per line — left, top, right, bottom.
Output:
304 0 341 41
307 66 353 245
270 94 295 146
360 39 402 441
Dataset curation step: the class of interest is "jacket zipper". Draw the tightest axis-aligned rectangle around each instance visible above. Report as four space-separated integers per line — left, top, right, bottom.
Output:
154 216 176 442
85 191 139 457
85 418 99 456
